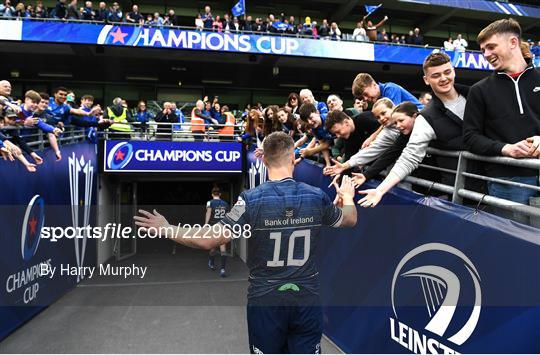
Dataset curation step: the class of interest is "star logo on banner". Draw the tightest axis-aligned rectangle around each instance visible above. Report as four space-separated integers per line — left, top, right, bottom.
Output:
115 149 125 161
110 27 128 44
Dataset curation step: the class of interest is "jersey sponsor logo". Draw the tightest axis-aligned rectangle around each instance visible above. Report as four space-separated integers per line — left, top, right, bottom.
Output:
106 141 134 170
284 207 295 219
533 87 540 93
390 243 481 353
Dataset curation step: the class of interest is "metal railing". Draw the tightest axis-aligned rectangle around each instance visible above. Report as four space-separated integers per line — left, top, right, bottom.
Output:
103 121 243 142
383 147 540 223
1 125 87 151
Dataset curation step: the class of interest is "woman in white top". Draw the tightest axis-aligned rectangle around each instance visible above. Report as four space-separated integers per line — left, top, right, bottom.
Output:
443 36 454 51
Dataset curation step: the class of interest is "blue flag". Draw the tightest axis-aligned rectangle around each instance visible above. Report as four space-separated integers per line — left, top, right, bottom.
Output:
365 4 382 16
232 0 245 17
272 21 292 31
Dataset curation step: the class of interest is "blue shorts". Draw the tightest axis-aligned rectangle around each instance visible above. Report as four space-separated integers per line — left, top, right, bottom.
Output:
247 289 323 354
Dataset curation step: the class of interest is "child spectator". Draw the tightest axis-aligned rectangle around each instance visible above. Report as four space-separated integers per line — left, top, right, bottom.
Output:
351 102 419 187
352 73 423 109
298 103 333 167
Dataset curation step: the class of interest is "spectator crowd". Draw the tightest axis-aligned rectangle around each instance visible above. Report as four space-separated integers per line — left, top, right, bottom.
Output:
6 1 539 51
0 18 539 223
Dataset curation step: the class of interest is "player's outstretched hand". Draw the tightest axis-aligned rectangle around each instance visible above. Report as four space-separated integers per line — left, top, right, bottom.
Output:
254 147 264 158
134 209 170 234
338 175 355 202
358 189 383 208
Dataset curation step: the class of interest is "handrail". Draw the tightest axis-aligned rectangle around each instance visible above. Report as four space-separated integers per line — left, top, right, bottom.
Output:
399 147 540 223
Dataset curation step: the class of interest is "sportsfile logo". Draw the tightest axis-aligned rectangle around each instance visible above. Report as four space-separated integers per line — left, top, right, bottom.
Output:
390 243 481 354
106 141 134 170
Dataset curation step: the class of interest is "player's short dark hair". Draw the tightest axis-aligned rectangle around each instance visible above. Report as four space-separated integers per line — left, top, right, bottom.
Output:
262 132 294 167
81 95 94 101
477 18 521 45
38 92 49 101
298 103 317 121
422 52 451 73
211 187 221 196
325 110 350 131
54 86 68 94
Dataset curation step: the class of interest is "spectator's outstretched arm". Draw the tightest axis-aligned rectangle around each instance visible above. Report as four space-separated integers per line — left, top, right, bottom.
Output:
374 16 388 29
294 134 308 148
69 107 92 116
357 117 435 207
324 126 400 176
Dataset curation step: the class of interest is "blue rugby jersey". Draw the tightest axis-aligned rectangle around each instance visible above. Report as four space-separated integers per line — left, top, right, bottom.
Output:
220 178 343 298
311 115 334 142
207 198 229 225
47 97 72 125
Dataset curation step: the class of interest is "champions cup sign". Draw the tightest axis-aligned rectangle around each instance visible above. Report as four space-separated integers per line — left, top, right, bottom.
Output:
104 140 242 173
390 243 482 354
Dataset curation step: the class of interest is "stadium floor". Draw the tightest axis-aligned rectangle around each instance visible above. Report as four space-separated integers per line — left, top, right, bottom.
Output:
0 248 341 353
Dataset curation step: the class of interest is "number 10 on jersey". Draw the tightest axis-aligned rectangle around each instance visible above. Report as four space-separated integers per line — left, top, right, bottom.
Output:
267 229 311 267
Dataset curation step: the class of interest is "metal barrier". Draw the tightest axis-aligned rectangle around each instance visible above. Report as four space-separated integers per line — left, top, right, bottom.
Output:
1 125 87 151
388 147 540 222
103 121 243 142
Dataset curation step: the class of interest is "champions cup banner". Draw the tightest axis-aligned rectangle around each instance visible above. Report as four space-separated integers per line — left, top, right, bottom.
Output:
103 140 242 173
0 19 512 71
0 143 97 341
247 156 540 353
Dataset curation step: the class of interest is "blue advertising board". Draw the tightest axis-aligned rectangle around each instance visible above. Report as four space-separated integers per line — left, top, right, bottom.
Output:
0 143 97 341
0 19 519 71
103 140 243 173
246 154 540 353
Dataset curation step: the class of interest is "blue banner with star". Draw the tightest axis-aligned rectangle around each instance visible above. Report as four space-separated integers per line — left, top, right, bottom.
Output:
0 19 527 71
0 142 97 341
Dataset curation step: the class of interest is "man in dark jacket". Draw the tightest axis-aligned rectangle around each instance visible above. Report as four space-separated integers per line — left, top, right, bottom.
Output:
53 0 67 18
155 102 178 140
463 18 540 206
96 1 108 21
357 52 484 208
